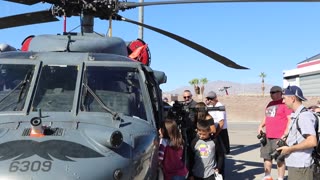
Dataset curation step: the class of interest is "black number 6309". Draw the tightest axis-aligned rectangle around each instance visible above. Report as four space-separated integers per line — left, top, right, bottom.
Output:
9 161 52 172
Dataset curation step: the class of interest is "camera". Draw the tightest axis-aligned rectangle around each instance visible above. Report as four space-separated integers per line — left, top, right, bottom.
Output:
257 130 267 146
165 101 189 128
165 101 226 129
270 139 287 160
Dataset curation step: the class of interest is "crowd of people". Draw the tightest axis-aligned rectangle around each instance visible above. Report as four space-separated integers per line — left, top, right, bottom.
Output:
159 89 229 180
258 85 319 180
159 85 320 180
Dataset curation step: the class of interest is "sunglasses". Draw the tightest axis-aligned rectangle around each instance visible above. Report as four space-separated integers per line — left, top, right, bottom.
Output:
270 91 280 94
183 96 191 99
206 98 214 101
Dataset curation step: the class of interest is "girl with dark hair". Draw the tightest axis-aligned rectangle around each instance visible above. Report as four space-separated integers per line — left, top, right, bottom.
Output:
158 119 188 180
194 102 216 135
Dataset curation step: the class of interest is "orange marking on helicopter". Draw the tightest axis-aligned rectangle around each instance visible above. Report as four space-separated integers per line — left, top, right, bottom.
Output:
21 36 34 52
30 132 45 138
30 128 45 138
129 45 146 60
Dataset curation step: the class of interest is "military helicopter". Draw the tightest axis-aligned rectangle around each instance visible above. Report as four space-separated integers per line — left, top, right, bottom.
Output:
0 0 253 179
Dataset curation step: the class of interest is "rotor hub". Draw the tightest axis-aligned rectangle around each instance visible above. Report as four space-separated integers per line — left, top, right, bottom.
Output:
51 0 119 18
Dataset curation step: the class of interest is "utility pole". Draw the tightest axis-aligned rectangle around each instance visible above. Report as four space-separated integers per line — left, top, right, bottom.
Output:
138 0 144 40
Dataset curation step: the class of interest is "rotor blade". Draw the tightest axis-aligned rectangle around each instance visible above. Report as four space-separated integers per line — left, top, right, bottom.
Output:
120 0 320 10
0 10 58 29
114 15 248 69
4 0 42 5
120 0 227 10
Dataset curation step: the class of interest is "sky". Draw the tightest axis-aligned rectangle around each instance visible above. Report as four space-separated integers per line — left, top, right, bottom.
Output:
1 1 320 92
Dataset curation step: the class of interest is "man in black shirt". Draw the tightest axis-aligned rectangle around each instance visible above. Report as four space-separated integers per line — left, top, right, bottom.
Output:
182 89 197 130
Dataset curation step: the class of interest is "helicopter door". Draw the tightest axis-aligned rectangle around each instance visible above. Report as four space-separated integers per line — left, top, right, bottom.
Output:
143 68 163 129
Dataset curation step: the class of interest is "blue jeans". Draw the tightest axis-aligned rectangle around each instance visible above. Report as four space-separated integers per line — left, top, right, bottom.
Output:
171 175 186 180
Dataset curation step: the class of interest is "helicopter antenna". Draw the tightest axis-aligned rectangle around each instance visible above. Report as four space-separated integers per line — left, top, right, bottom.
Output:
108 16 112 37
80 12 83 35
138 0 144 40
63 12 67 33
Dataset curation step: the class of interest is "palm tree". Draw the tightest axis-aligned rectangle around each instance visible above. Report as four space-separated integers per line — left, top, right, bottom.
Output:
200 78 208 96
189 78 200 95
259 72 267 96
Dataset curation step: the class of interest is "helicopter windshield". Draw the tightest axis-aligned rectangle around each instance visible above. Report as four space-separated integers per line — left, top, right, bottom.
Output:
81 66 146 119
31 65 78 112
0 64 34 111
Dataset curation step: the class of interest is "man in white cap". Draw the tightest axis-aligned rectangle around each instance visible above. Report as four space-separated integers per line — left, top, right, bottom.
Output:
278 85 317 180
205 91 229 178
258 86 292 180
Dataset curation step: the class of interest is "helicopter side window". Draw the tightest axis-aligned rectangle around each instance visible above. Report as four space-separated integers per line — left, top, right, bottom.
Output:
31 65 78 112
0 64 34 111
81 66 146 119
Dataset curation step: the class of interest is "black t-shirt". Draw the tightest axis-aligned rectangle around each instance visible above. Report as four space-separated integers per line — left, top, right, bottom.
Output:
183 100 197 128
207 118 214 126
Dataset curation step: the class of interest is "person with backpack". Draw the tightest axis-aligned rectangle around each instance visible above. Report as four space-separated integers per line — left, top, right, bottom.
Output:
277 85 318 180
158 119 188 180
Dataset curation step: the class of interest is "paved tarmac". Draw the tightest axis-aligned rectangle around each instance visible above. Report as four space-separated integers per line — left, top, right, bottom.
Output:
224 122 287 180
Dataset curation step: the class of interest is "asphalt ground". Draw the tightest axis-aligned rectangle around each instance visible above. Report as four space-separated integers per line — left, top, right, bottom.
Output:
224 122 286 180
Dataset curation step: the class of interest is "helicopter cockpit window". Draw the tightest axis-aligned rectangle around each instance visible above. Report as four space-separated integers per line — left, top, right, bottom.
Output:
0 64 34 111
31 65 78 112
81 66 146 120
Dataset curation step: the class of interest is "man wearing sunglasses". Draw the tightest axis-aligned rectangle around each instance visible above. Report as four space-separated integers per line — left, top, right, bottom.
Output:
182 89 197 135
258 86 292 180
277 85 317 180
181 89 197 173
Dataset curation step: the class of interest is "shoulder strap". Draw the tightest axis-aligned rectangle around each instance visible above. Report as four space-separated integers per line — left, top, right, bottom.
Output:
296 107 319 141
188 136 200 173
191 136 199 148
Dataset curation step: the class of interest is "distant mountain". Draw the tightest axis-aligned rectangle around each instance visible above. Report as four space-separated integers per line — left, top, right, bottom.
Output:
163 80 274 96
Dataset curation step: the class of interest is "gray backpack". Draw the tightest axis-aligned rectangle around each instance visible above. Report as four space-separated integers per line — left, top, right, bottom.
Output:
296 108 320 176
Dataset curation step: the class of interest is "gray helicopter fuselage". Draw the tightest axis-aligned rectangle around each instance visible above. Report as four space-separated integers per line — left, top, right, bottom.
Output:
0 42 165 180
25 33 129 56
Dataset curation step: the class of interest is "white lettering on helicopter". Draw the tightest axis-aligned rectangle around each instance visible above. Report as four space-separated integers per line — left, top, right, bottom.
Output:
9 161 52 172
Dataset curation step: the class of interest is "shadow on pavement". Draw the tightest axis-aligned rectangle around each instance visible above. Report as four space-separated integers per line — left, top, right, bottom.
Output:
229 143 260 156
225 143 264 180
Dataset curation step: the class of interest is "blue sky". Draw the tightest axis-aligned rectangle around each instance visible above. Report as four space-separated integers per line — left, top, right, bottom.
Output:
1 1 320 92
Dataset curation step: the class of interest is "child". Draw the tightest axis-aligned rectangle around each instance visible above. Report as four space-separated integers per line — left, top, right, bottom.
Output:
194 102 216 135
158 119 188 180
189 120 217 180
